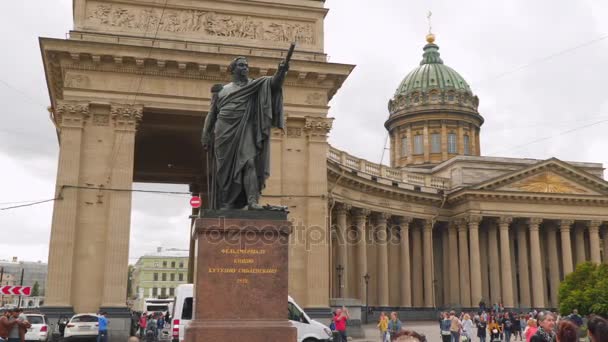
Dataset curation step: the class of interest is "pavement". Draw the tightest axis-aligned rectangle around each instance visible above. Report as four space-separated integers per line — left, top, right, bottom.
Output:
350 321 475 342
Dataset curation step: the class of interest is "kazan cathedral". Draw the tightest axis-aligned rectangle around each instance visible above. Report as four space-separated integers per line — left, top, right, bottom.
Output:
326 32 608 313
40 0 608 323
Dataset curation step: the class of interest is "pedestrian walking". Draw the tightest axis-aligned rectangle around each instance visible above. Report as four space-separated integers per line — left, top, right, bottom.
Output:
7 309 30 342
333 307 349 342
138 313 147 338
477 316 487 342
556 320 578 342
462 314 474 342
524 319 538 342
377 312 389 342
0 310 17 342
530 312 556 342
503 312 514 342
488 316 501 342
587 315 608 342
388 312 403 340
97 312 109 342
440 312 452 342
450 311 462 342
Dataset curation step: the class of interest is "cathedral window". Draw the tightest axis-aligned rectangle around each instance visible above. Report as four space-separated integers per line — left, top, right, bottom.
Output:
464 135 471 155
431 93 438 102
400 136 408 157
448 93 454 101
431 133 441 153
414 135 424 155
448 133 457 154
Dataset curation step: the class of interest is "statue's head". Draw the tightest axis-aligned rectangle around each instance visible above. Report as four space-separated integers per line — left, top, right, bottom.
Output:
228 56 249 80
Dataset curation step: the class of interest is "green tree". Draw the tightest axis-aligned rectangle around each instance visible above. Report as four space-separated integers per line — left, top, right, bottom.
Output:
31 281 40 297
559 262 608 317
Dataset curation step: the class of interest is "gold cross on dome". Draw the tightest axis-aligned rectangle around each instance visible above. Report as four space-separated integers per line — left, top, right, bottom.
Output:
427 11 433 34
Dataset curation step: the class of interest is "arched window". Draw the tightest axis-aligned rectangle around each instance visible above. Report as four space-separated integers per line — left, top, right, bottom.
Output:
464 135 471 155
448 133 457 154
414 135 424 155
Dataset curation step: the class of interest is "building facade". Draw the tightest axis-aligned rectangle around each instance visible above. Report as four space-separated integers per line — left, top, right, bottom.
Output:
39 0 608 325
131 248 188 310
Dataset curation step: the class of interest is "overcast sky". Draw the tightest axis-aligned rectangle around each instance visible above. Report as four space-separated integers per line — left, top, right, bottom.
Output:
0 0 607 264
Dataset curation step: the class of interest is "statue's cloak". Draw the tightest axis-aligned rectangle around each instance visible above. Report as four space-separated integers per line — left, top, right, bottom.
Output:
213 76 284 208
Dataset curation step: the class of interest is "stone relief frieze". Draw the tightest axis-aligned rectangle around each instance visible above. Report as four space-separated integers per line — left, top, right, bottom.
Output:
64 73 90 88
86 3 315 45
305 92 325 105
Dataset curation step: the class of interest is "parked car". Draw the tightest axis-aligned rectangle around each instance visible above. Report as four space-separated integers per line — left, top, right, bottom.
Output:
24 314 49 342
63 313 99 340
171 284 332 342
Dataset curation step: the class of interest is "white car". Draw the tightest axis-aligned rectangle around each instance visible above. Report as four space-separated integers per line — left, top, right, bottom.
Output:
63 313 99 340
24 314 49 342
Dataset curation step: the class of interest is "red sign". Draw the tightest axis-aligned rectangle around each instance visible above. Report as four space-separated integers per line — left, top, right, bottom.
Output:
0 286 31 296
190 196 202 208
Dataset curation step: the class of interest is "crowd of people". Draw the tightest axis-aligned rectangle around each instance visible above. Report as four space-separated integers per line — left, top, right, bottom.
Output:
134 311 170 341
0 308 31 342
437 307 608 342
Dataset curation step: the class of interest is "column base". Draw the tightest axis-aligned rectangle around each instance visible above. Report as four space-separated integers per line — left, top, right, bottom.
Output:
185 320 296 342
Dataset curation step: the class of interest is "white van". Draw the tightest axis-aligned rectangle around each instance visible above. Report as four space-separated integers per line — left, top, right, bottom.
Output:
171 284 332 342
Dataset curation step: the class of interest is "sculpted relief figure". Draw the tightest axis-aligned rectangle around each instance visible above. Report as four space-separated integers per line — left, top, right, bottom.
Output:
202 45 295 210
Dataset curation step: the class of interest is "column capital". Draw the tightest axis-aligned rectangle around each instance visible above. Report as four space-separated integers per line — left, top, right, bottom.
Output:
559 219 574 231
373 212 391 223
393 216 413 227
528 217 543 227
423 219 434 231
350 207 371 219
111 103 143 130
498 216 513 226
466 215 482 226
55 100 90 128
589 220 603 231
334 203 351 215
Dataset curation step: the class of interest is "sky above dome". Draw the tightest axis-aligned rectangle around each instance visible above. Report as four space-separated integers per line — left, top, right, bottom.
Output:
0 0 607 263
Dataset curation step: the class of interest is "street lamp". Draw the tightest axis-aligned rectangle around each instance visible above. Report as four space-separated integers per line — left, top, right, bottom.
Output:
363 273 370 324
336 264 344 298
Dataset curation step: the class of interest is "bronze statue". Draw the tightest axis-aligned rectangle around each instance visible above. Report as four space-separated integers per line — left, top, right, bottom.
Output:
202 44 295 210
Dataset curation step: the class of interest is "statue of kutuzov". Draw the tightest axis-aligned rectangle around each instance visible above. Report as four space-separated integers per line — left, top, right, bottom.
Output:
202 45 294 210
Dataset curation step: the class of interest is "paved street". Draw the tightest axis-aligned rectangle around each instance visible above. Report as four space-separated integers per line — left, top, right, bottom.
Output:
351 321 487 342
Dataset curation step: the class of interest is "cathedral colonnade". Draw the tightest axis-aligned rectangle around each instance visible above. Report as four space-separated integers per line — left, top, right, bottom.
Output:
330 202 608 309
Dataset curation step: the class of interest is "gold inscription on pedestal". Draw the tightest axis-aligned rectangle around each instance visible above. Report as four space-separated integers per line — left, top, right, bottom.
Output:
209 248 277 285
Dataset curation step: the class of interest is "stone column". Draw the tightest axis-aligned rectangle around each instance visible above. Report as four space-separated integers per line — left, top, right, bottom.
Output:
423 219 434 307
529 218 545 308
335 203 351 297
589 221 602 264
411 224 424 307
560 220 574 276
458 220 471 307
397 216 413 307
498 217 514 307
468 216 483 307
45 102 88 308
574 223 586 266
101 104 142 308
545 223 560 307
487 222 501 304
375 213 390 306
448 223 460 305
352 208 370 301
517 222 531 307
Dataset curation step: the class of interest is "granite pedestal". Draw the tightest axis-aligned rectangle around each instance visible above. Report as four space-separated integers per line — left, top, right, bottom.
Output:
184 210 297 342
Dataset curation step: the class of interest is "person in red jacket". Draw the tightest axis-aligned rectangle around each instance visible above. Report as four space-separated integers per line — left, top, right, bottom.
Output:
332 307 349 342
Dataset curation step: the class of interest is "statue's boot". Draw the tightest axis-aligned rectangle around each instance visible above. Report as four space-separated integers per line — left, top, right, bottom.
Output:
247 195 264 210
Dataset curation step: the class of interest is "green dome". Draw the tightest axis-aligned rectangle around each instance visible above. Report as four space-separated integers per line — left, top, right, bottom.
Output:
394 42 472 97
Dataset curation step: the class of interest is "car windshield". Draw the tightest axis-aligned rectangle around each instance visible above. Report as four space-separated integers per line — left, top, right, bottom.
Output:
26 316 44 324
71 315 98 323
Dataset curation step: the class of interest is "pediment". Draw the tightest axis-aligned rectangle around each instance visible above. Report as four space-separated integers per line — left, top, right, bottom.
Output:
495 171 600 195
472 159 608 196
